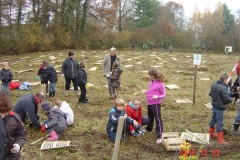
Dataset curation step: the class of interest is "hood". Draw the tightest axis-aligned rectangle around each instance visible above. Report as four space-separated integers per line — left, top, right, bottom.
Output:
128 101 136 110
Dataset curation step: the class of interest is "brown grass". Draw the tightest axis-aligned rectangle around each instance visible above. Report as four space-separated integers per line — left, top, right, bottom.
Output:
4 50 240 160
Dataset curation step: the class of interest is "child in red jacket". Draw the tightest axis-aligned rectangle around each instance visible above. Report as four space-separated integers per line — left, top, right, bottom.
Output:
125 93 150 137
0 91 27 160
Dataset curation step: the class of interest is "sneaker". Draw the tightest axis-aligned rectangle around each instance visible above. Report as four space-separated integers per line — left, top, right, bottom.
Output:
156 138 162 144
78 102 84 105
83 100 89 103
142 128 149 133
131 132 140 137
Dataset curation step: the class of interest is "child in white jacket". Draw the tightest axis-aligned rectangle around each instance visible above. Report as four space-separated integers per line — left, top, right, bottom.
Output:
54 98 74 126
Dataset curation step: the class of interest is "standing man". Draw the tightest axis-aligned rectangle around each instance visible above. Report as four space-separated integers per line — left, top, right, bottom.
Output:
62 51 80 96
102 47 122 99
13 92 45 128
161 43 164 52
208 73 232 145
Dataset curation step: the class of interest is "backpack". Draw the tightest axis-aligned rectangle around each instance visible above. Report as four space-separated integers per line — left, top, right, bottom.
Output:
19 82 32 90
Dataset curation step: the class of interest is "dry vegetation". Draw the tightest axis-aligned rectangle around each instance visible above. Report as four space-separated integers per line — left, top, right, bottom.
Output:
3 49 240 160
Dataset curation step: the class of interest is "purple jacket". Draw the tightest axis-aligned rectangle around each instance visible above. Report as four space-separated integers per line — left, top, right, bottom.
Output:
145 80 166 105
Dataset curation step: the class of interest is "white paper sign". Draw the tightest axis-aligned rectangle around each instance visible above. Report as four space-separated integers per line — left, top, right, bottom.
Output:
193 54 201 65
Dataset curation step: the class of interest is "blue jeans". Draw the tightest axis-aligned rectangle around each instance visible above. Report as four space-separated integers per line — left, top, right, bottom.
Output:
209 107 224 132
44 120 53 132
49 82 57 92
1 82 10 95
107 78 112 89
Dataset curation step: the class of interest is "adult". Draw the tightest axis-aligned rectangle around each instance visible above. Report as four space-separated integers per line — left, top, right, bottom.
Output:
61 51 80 96
0 117 4 160
208 73 232 145
161 43 164 52
102 47 122 98
13 92 45 128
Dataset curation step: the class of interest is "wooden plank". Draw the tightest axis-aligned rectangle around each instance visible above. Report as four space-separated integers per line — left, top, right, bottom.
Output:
15 69 34 74
162 138 184 151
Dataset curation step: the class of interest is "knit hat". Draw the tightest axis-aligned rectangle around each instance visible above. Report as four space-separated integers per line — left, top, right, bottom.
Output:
41 101 51 111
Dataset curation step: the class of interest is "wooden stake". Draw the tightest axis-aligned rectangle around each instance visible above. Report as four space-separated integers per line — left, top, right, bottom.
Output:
30 134 50 145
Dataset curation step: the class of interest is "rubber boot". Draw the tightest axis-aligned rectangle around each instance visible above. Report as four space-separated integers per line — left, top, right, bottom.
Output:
109 88 114 99
209 127 217 138
46 84 49 97
49 92 53 97
234 124 240 135
52 91 55 97
217 132 228 145
47 130 58 141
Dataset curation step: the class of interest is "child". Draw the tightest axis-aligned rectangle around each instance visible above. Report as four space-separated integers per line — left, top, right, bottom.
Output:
208 73 232 145
228 79 239 105
41 64 58 98
106 61 123 99
40 101 67 140
77 62 88 105
141 69 166 144
0 91 27 159
54 98 74 126
37 60 49 97
106 98 138 143
125 93 150 137
0 62 13 95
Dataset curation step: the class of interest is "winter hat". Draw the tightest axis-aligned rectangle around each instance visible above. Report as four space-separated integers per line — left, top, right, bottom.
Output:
41 101 52 111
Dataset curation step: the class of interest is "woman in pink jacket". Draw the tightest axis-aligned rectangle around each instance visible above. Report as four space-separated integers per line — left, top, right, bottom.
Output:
141 69 166 144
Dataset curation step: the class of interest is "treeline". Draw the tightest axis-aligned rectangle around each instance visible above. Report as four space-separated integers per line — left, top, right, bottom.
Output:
0 0 239 54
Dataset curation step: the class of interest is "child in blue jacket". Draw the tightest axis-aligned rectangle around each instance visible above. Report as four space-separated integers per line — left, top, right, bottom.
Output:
0 63 13 95
106 98 139 142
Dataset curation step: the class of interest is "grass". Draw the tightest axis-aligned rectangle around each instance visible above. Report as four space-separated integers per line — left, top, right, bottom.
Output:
3 49 240 159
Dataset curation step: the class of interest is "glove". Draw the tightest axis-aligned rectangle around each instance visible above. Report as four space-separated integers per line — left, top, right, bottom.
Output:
36 75 39 80
138 129 145 135
131 131 140 137
61 74 64 77
106 73 110 77
152 95 158 99
11 144 20 153
40 125 46 133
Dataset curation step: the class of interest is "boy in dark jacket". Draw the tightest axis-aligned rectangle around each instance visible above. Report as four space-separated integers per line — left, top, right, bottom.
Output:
106 98 138 143
77 62 88 105
0 62 13 95
41 64 58 98
40 101 67 140
37 61 48 97
208 73 232 145
0 92 27 160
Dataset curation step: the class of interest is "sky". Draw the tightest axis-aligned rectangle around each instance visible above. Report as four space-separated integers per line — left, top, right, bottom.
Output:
162 0 239 17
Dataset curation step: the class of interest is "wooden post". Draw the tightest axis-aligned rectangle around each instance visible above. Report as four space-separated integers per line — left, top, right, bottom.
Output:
193 65 197 106
111 116 125 160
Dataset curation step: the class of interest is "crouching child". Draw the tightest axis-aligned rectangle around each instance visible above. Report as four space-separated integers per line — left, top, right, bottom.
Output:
0 92 27 160
106 98 139 143
40 101 67 140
